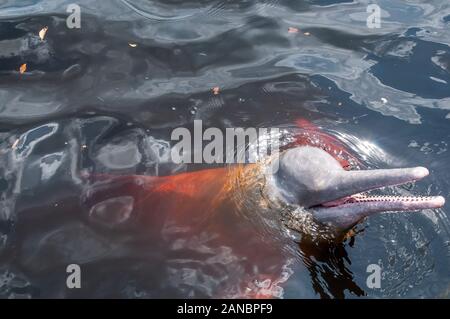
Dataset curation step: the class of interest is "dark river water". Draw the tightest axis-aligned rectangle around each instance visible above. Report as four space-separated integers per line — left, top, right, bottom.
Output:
0 0 449 298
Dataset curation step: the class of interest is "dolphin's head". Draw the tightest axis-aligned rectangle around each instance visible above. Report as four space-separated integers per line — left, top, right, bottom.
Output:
270 146 445 232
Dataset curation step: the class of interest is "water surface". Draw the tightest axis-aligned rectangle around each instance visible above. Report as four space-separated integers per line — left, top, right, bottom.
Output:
0 0 449 298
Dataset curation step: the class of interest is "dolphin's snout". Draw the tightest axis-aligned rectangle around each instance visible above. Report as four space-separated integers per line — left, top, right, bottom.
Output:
412 166 429 179
312 166 444 231
435 195 446 207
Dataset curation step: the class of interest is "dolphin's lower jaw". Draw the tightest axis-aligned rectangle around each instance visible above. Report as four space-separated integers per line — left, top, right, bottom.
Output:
312 191 445 231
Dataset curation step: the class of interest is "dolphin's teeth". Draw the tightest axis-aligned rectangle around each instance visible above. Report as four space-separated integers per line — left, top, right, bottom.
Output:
330 193 438 207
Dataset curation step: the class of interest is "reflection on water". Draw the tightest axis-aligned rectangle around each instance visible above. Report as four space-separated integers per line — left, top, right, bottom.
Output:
299 236 366 299
0 0 449 298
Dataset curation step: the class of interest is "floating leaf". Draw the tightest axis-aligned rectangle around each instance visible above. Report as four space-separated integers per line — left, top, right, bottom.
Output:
19 63 27 74
39 26 48 40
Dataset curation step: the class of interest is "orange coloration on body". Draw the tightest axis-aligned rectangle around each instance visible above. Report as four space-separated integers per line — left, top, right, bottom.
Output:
90 164 259 226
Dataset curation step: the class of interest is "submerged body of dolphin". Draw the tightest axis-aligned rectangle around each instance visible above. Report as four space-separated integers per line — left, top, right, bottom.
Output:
83 119 445 297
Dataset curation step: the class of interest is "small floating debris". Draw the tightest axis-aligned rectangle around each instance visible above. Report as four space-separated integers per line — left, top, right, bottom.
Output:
39 26 48 40
429 76 447 84
381 97 388 104
288 27 299 33
128 43 137 48
19 63 27 74
11 139 20 149
212 86 220 95
408 140 419 148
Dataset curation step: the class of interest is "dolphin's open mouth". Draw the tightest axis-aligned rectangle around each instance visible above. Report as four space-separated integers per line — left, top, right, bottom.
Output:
316 166 445 211
310 166 445 230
